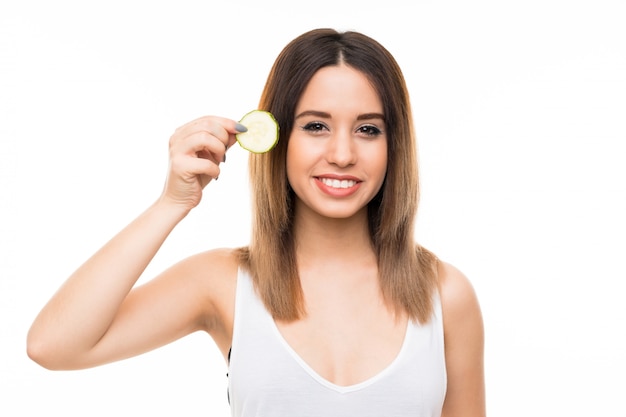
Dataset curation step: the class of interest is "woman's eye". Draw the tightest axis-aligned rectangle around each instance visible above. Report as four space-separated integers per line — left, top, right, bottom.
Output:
357 125 383 137
302 122 327 132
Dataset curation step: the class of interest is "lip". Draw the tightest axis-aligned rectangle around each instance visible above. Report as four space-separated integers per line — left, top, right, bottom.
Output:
314 174 362 197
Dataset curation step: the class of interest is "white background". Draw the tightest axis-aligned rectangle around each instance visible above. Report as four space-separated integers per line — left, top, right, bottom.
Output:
1 0 625 415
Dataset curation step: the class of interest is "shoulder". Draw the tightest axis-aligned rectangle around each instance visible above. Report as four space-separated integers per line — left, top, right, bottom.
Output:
436 261 486 415
436 260 484 360
163 247 239 293
175 247 240 302
437 261 482 325
175 247 240 277
169 248 239 332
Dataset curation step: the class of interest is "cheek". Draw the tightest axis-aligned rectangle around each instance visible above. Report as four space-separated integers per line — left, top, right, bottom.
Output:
285 136 304 186
370 143 389 182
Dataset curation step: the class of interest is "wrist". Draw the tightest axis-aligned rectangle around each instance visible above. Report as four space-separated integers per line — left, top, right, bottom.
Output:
151 196 193 223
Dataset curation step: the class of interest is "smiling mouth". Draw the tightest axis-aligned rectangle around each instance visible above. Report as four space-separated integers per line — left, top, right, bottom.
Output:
319 178 358 189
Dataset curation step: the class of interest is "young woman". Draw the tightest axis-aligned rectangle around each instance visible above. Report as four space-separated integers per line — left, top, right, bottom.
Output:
28 29 485 416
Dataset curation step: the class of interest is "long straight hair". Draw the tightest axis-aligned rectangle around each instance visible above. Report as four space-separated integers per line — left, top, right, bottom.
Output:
237 29 438 323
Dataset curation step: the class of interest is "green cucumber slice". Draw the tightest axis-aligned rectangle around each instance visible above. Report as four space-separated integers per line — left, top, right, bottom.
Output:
236 110 279 153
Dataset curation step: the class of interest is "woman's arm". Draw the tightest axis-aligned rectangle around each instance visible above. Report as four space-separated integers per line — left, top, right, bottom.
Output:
27 116 242 370
439 261 486 417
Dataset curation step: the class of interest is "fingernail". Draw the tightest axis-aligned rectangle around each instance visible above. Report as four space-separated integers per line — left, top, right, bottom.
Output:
235 123 248 133
222 154 226 163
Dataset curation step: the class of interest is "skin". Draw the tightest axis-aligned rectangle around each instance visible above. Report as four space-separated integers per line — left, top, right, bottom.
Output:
27 65 485 416
280 65 400 385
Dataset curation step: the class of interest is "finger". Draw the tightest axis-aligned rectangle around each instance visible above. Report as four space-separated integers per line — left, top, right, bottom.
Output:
174 116 243 146
187 155 221 181
170 153 221 181
172 130 228 164
171 123 227 152
193 115 247 135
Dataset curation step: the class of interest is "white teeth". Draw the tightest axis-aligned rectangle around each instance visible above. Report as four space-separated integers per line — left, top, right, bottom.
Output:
321 178 357 188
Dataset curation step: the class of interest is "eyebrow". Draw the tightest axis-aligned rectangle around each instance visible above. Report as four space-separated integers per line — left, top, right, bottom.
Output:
294 110 385 122
357 112 385 121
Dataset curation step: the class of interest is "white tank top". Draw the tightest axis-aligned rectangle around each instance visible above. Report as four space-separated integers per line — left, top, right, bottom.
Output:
228 268 447 417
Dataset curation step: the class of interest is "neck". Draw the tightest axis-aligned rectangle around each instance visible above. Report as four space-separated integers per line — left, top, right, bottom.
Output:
292 203 376 268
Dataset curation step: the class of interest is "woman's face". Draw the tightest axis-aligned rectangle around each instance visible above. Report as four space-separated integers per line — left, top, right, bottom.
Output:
286 64 388 220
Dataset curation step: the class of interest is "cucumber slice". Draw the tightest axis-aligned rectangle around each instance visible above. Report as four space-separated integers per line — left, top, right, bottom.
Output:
236 110 279 153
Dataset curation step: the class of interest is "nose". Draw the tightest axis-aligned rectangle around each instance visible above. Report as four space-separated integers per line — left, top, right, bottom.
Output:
326 129 357 167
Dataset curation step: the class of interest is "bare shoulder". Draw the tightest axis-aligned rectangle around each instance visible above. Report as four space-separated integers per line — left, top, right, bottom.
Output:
156 247 239 348
436 260 483 350
173 247 240 283
437 261 481 319
171 247 239 315
437 260 486 417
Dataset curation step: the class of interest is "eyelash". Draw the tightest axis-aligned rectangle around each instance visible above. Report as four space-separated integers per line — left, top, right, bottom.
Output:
301 122 383 137
302 122 327 133
357 125 383 137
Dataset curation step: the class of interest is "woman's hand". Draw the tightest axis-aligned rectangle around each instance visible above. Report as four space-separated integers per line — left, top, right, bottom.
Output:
26 115 245 370
27 215 238 370
160 116 244 211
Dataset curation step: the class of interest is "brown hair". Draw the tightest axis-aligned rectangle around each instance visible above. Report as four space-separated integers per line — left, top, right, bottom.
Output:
237 28 438 323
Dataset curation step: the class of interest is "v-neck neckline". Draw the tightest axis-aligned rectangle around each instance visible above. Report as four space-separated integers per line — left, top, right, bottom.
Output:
269 317 412 394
